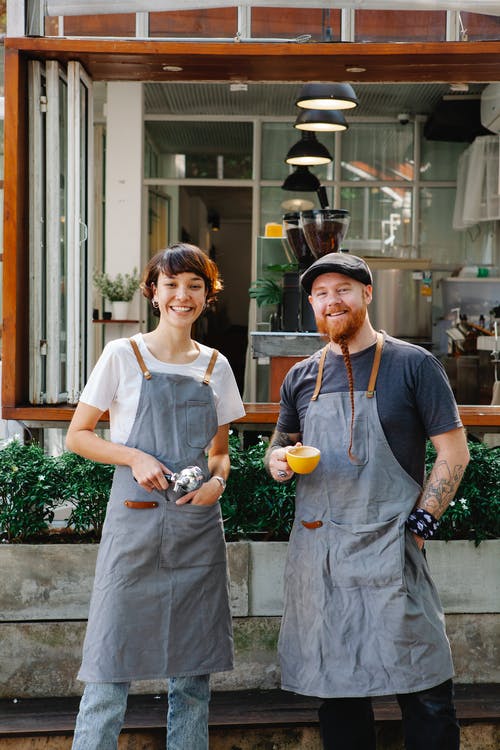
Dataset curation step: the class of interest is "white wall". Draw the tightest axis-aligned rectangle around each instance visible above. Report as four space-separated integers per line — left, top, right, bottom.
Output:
104 82 143 321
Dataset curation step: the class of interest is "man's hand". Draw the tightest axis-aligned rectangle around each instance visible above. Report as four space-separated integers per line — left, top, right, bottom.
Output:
265 430 302 483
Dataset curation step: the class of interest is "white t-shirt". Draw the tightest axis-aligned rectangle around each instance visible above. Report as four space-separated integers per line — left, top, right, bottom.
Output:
80 333 246 445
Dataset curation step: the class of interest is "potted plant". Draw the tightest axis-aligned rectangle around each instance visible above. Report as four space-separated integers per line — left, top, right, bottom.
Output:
248 277 283 331
93 267 140 319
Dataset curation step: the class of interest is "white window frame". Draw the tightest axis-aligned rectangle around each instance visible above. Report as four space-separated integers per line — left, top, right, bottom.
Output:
28 60 93 404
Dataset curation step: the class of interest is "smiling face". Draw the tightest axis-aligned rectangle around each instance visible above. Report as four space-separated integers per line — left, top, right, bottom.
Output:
153 271 207 328
309 272 372 343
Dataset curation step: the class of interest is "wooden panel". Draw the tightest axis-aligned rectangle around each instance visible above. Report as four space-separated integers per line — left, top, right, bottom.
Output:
6 38 500 84
2 47 28 409
270 355 306 402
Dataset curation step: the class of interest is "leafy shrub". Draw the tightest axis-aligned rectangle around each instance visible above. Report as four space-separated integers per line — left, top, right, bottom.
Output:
425 440 500 545
0 435 498 545
56 451 114 538
221 434 295 540
0 440 62 541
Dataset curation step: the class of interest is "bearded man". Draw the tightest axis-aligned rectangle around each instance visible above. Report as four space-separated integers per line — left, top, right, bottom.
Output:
265 253 469 750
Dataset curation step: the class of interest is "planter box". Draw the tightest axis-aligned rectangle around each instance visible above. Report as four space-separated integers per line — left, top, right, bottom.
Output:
0 540 498 698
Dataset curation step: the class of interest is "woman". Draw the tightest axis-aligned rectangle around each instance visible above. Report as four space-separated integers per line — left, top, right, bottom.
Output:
67 243 245 750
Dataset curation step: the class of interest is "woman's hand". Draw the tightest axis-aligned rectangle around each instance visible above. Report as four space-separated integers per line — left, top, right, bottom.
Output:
130 451 170 493
269 442 301 483
176 477 222 506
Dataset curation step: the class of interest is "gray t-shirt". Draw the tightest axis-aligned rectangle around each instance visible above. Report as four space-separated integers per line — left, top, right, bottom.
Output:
276 334 462 486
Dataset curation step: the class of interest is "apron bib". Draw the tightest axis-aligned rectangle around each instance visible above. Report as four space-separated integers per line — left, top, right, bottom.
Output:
279 333 454 698
78 343 233 682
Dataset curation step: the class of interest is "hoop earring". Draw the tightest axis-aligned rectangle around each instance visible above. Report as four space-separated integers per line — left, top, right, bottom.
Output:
152 299 159 309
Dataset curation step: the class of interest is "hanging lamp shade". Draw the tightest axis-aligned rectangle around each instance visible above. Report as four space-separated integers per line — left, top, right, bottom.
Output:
282 165 321 192
296 83 359 111
294 108 348 132
285 132 333 166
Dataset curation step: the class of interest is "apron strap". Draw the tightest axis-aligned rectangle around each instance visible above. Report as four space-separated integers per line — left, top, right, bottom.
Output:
311 345 329 401
129 338 152 380
203 349 219 385
366 332 384 398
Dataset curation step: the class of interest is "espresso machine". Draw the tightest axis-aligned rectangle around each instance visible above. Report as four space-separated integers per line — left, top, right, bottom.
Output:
282 208 351 331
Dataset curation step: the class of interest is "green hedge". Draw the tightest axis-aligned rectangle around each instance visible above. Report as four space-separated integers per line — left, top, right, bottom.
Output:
0 435 498 545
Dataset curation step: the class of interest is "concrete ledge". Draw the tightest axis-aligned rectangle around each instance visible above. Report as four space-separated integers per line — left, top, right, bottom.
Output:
0 614 499 699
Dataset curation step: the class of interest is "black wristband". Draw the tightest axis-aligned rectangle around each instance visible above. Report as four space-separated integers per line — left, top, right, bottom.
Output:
406 508 439 540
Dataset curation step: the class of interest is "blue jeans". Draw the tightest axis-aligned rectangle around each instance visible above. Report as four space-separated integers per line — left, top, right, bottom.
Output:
72 675 210 750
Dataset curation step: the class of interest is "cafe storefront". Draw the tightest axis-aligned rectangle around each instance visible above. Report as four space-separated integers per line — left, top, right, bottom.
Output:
2 1 500 435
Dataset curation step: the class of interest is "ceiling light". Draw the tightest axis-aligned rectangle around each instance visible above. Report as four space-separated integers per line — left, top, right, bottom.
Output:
281 198 315 211
294 109 348 132
296 83 359 111
162 65 183 72
345 66 366 73
281 165 321 192
285 132 333 166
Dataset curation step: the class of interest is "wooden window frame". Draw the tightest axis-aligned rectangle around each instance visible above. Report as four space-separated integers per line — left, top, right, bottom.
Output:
3 37 500 425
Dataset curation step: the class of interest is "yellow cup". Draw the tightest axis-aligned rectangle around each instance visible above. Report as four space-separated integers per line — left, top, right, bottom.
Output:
285 445 321 474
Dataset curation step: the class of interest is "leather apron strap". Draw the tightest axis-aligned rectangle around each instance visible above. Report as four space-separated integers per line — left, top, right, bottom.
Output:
129 338 152 380
128 339 219 386
203 349 219 385
366 331 384 398
310 332 384 401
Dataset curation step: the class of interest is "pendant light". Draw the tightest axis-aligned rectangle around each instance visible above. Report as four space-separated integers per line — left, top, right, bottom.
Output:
285 132 333 166
296 83 359 111
294 109 348 132
282 165 321 192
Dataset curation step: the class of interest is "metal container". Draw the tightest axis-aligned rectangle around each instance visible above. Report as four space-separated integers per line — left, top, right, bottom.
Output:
368 267 433 344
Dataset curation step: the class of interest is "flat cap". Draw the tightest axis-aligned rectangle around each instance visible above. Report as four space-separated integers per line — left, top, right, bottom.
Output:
300 253 373 294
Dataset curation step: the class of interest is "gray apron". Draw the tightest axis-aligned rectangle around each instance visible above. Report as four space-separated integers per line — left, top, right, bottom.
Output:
78 342 233 682
279 333 454 698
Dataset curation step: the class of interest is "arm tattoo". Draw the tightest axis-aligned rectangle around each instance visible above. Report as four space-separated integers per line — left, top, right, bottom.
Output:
263 430 301 474
419 458 466 520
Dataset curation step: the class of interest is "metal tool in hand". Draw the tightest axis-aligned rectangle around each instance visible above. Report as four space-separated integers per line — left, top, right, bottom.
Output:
165 465 204 494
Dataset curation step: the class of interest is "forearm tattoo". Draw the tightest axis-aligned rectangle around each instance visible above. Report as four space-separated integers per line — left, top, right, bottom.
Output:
263 431 300 474
419 458 466 520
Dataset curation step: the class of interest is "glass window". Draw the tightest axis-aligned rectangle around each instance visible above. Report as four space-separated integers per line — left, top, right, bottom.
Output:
340 185 413 257
150 9 236 38
261 122 334 181
460 13 500 41
419 187 493 266
341 123 413 183
355 10 446 42
420 139 468 182
251 7 340 41
145 121 252 179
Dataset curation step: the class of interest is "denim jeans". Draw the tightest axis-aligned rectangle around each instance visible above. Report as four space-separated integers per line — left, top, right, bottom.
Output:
318 679 460 750
71 674 210 750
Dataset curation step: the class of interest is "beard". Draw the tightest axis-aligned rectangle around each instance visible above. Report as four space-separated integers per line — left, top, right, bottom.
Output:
316 301 367 343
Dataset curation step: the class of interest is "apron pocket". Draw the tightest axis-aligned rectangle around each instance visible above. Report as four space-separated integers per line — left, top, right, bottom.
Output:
186 400 218 448
329 515 404 588
160 502 226 569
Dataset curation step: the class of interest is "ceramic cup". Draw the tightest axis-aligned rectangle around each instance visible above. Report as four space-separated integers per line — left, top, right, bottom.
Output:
285 445 321 474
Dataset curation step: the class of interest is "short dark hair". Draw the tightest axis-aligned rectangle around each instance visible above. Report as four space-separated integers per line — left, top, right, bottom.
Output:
141 243 223 317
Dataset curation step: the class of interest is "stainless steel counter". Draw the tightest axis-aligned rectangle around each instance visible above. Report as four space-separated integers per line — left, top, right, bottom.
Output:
251 332 323 358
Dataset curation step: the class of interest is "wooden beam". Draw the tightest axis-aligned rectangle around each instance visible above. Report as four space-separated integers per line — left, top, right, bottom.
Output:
6 38 500 83
2 47 28 410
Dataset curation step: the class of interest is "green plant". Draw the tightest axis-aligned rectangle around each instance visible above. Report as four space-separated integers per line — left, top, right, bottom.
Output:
425 440 500 545
0 440 62 541
93 267 140 302
248 277 282 307
221 433 295 540
56 452 114 538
